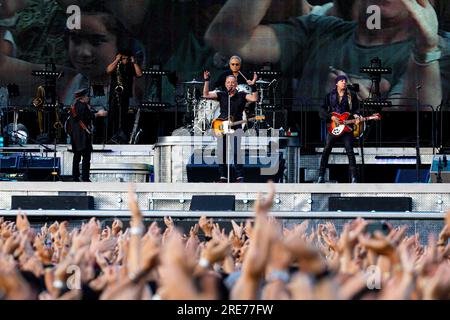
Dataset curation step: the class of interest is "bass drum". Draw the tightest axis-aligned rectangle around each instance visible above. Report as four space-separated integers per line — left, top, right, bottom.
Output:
195 99 220 127
237 84 252 94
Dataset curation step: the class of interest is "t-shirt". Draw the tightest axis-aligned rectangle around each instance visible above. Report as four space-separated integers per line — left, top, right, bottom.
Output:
271 15 446 104
217 91 247 122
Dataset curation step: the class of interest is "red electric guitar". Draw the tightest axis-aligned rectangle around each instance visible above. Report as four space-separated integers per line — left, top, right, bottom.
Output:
328 112 381 137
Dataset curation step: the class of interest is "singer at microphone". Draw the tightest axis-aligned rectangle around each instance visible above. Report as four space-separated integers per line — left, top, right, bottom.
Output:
202 70 258 183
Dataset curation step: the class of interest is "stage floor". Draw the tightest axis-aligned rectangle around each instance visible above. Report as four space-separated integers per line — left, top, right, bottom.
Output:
0 182 448 212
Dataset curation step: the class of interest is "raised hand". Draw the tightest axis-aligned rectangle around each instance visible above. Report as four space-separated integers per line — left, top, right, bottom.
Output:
399 0 439 54
201 239 230 266
163 216 174 230
247 72 258 86
254 181 275 217
199 216 214 237
112 219 123 237
231 220 244 239
16 213 30 232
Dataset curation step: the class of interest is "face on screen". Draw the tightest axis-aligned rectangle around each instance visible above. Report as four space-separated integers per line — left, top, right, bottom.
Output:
363 0 409 20
68 14 117 79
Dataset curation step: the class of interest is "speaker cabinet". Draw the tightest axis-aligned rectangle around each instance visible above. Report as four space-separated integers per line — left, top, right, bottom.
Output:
186 153 284 183
329 196 412 212
189 195 235 211
11 196 95 210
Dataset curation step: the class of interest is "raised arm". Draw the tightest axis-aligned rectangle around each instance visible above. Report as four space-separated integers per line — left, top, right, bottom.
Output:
202 71 218 99
106 54 121 75
399 0 442 108
205 0 281 64
131 56 143 78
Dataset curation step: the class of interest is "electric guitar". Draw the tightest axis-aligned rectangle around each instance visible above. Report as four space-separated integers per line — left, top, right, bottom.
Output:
328 112 381 137
212 116 265 137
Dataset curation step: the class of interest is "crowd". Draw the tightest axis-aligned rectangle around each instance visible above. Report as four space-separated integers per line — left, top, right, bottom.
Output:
0 184 449 300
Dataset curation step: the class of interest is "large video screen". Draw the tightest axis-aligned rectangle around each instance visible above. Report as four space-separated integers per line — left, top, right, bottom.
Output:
0 0 448 120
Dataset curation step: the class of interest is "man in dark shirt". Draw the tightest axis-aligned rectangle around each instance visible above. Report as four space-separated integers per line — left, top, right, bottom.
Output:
317 75 360 183
213 55 258 119
203 71 258 182
213 55 257 91
68 88 107 182
106 49 143 143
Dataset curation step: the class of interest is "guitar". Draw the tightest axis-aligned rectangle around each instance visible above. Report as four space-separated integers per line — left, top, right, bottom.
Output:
212 116 265 137
328 112 381 137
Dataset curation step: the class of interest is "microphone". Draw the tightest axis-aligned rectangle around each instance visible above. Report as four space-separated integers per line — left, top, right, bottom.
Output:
347 84 359 92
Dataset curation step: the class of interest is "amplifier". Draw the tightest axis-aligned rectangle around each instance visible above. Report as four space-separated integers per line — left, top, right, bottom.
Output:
17 156 60 170
0 155 60 181
0 155 18 169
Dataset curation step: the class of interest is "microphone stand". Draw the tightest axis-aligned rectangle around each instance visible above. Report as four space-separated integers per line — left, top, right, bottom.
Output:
416 85 422 182
227 90 231 183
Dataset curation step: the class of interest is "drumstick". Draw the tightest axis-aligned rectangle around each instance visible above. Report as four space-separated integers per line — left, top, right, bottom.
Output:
238 71 249 82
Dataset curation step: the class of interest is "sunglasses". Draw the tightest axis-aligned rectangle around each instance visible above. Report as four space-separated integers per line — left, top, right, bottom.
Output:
230 63 240 66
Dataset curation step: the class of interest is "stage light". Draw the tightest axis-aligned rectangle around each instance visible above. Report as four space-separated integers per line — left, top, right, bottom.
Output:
142 70 169 76
360 67 392 74
255 71 282 76
141 102 170 108
31 71 63 77
362 100 392 108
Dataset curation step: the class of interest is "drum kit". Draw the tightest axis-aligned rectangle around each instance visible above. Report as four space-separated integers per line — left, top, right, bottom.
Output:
180 78 274 135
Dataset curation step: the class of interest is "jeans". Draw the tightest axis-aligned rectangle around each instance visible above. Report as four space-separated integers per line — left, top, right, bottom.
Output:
108 94 130 142
319 132 358 181
72 149 92 181
217 133 243 179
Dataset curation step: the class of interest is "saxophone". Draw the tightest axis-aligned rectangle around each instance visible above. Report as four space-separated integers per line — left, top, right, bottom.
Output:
32 86 45 135
115 61 124 94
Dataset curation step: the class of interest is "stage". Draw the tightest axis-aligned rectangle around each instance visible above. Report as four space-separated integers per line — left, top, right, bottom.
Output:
1 142 448 239
0 182 447 244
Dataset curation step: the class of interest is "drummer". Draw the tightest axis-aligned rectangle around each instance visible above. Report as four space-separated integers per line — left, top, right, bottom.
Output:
213 55 258 117
214 56 257 93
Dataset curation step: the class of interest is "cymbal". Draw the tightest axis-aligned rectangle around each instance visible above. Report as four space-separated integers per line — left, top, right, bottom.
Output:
256 79 271 85
183 80 204 85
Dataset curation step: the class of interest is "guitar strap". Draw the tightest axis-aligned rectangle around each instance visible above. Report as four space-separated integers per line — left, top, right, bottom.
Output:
70 102 91 135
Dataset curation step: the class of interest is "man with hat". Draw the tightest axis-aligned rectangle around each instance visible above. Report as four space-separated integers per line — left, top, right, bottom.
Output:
68 88 107 182
317 75 360 183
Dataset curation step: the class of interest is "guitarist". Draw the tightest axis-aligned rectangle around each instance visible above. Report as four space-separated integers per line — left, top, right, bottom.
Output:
317 75 361 183
68 88 107 182
203 71 258 182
